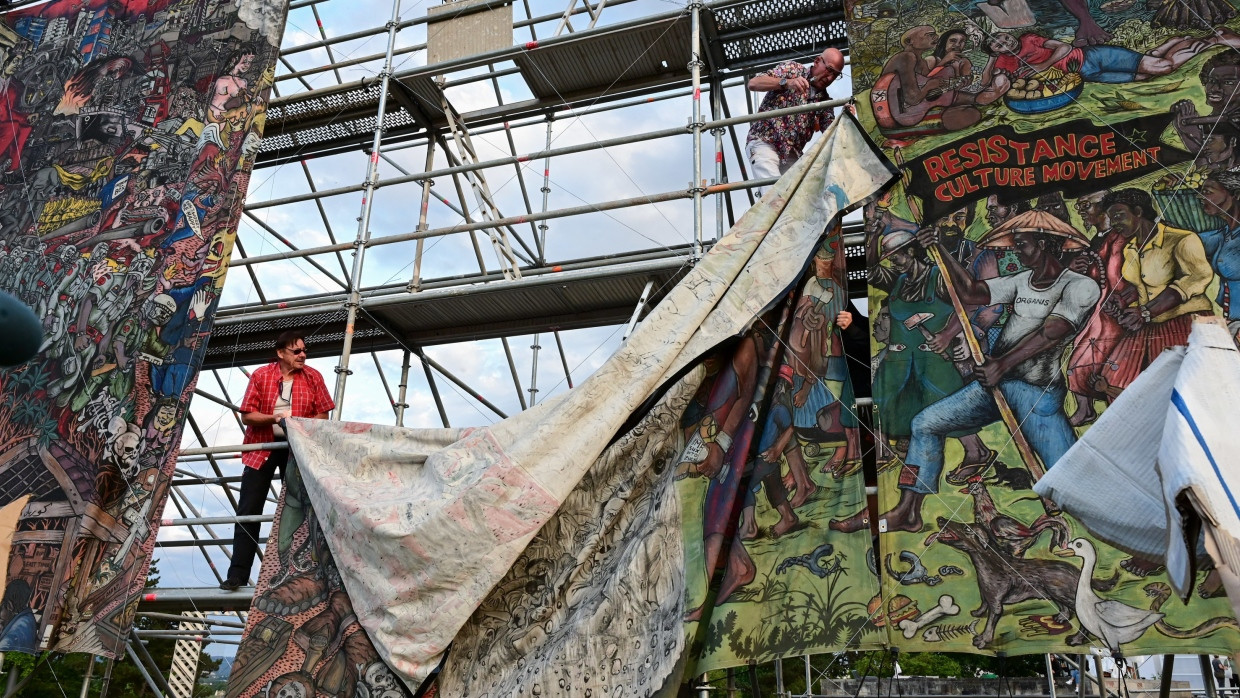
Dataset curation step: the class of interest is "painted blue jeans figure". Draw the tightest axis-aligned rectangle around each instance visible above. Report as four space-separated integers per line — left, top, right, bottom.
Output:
903 379 1076 494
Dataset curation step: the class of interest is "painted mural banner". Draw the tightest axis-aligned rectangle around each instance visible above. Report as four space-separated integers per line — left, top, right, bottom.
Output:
679 230 885 674
226 459 416 698
849 0 1240 656
0 0 286 657
228 116 898 696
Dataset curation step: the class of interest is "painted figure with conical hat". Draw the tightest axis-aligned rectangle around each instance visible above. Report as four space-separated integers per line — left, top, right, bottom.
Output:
880 213 1100 534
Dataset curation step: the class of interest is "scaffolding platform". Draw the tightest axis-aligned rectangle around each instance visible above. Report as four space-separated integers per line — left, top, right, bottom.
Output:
206 251 692 368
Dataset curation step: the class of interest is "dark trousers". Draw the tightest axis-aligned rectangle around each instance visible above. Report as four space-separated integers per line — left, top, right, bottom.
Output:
227 448 287 582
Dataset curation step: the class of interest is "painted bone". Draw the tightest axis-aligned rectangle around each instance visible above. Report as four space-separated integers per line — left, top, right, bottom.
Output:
899 594 960 639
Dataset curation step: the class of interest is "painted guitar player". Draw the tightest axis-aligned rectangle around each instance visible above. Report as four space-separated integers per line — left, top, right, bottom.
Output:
872 25 1005 139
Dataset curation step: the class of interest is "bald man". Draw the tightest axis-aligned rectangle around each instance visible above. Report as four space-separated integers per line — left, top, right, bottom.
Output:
746 48 844 195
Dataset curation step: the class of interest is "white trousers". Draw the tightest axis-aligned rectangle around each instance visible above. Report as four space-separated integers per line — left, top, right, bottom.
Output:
746 140 792 197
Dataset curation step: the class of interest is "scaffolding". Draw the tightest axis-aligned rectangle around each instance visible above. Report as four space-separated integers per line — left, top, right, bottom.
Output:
28 0 864 692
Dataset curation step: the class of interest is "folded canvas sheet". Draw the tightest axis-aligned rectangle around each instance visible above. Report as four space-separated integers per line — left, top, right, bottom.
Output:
1033 345 1185 560
279 114 897 693
1036 317 1240 619
1158 319 1240 615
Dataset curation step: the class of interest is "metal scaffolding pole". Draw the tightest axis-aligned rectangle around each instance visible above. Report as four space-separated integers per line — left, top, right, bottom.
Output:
332 0 404 418
529 116 555 406
416 347 451 427
219 241 708 314
212 371 245 434
439 137 493 274
371 352 400 418
209 222 860 333
377 78 745 160
99 658 115 698
538 118 553 262
191 388 239 413
78 658 93 698
710 76 725 242
300 159 353 282
126 635 170 697
689 0 705 258
501 337 528 410
487 67 541 249
231 237 269 305
622 279 655 341
309 3 345 84
228 154 830 271
241 211 348 288
138 612 246 628
166 491 229 582
529 333 542 406
409 140 438 292
555 331 574 389
717 85 751 216
440 95 526 278
185 415 240 511
395 350 412 426
397 336 508 419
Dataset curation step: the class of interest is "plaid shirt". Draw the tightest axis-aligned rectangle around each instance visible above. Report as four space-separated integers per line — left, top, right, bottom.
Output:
239 362 335 469
746 61 834 162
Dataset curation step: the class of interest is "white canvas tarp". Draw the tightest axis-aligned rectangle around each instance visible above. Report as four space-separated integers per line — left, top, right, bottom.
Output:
1035 317 1240 621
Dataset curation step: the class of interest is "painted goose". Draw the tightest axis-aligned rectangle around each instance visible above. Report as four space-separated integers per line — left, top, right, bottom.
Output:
1057 538 1164 652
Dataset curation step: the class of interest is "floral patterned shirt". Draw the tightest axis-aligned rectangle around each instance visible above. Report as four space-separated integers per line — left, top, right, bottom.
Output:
746 61 834 162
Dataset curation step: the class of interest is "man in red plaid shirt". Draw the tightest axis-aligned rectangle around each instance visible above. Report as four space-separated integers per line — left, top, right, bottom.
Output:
221 330 334 590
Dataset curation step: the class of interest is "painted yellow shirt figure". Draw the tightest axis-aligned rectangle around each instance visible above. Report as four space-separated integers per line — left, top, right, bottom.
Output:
1121 222 1214 322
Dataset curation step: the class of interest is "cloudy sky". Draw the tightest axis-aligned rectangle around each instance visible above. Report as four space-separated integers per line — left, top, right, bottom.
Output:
152 0 857 641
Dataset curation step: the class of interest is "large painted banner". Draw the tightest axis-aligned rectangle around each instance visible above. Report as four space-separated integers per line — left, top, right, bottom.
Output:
0 0 285 656
849 0 1240 655
679 229 884 674
228 116 898 697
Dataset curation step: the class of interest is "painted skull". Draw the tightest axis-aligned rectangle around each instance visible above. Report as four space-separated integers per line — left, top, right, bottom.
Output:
363 662 400 693
131 255 154 277
272 684 306 698
112 431 142 478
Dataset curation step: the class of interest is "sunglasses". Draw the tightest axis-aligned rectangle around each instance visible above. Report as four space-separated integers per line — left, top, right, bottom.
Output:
284 347 307 355
813 57 842 78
